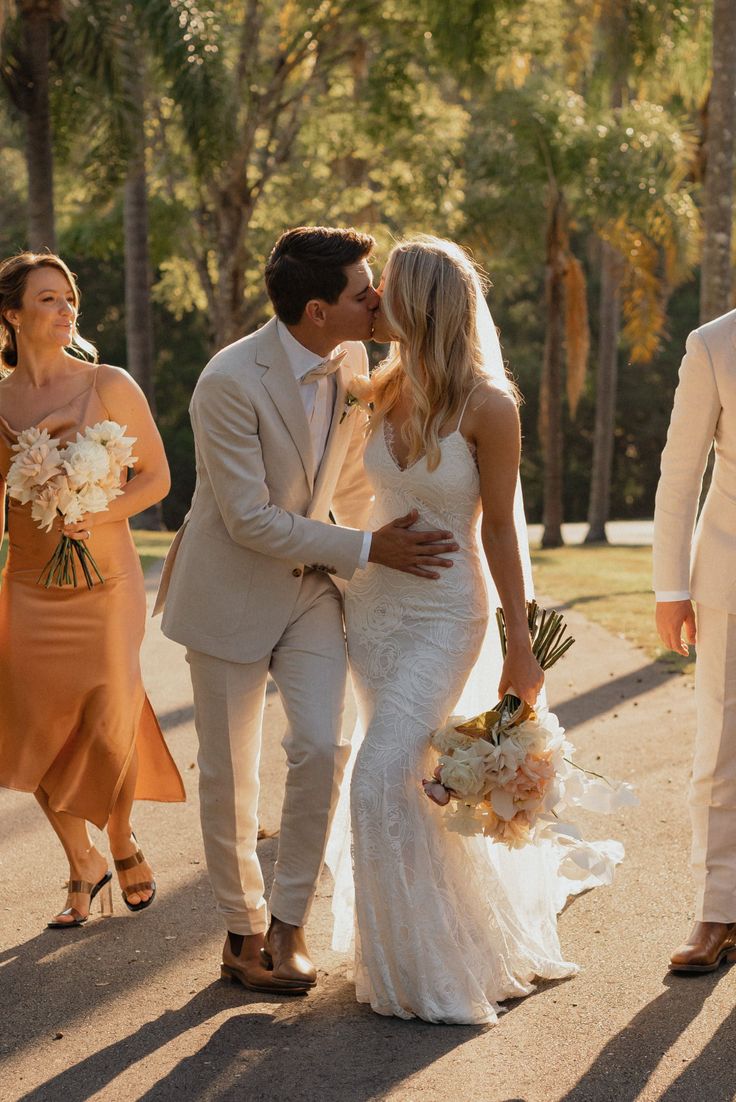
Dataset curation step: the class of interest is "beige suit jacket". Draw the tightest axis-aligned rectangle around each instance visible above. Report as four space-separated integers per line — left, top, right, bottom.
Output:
653 308 736 612
154 317 374 662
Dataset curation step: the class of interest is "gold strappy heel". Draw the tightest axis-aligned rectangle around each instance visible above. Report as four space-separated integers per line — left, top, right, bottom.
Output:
114 844 157 912
47 871 113 929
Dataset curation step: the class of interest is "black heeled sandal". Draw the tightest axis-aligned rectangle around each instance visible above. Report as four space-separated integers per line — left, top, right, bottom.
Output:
114 845 157 912
47 871 113 929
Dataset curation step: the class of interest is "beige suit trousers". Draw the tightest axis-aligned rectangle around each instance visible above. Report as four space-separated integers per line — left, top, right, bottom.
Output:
691 603 736 922
187 571 351 935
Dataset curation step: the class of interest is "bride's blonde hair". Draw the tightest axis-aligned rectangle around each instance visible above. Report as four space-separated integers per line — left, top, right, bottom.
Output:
370 235 517 471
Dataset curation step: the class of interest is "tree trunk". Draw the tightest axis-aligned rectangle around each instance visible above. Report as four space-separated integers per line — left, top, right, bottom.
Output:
22 9 55 250
212 185 250 349
700 0 736 324
584 17 628 545
585 240 624 543
540 194 566 548
123 55 163 529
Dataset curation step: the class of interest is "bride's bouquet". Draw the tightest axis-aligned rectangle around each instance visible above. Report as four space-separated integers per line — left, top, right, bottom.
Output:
423 602 636 847
6 421 137 588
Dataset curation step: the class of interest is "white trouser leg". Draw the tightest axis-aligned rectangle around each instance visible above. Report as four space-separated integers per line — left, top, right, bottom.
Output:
187 647 270 936
691 603 736 922
268 572 349 927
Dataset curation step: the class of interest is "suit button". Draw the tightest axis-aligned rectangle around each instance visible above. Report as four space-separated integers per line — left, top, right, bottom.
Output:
292 567 303 577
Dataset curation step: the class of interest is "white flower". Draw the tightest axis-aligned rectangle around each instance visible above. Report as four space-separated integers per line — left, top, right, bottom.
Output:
85 421 137 469
62 437 111 488
514 707 565 756
438 749 487 800
6 433 63 502
58 493 85 525
12 426 58 452
485 736 527 786
76 483 109 514
30 480 62 532
431 718 477 755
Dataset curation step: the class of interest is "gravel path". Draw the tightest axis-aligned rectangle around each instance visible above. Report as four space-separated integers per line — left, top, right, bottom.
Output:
1 569 732 1102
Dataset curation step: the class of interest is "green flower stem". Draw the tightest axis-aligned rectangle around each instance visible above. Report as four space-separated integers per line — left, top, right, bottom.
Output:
496 601 576 715
37 532 106 590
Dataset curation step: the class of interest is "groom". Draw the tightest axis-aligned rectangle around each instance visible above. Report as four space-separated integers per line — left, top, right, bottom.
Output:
654 305 736 973
155 226 457 993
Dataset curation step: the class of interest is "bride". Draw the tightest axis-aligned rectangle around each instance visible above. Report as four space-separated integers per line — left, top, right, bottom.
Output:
328 236 620 1025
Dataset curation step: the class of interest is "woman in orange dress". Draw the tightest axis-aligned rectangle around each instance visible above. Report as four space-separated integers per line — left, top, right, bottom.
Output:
0 252 185 928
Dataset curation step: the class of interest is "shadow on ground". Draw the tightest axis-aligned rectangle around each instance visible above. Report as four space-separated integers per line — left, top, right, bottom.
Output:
18 986 481 1102
561 970 736 1102
5 835 477 1102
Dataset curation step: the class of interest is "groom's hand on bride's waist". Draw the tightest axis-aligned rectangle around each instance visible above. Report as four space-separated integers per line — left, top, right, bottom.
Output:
369 509 458 579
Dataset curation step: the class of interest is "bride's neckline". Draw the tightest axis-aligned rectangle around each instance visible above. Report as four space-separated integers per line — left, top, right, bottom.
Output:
382 419 476 473
0 366 99 435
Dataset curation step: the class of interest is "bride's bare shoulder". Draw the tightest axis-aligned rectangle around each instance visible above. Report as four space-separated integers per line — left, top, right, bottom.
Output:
463 380 519 437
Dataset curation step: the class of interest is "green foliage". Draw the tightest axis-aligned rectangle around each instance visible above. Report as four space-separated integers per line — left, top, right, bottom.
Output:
0 0 717 531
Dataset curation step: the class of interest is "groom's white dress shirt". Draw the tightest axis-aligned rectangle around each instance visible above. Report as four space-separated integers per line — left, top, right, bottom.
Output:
276 320 371 568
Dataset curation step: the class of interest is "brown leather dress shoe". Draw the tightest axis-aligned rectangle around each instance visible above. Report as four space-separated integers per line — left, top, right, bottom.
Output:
669 921 736 973
262 918 318 987
220 935 310 994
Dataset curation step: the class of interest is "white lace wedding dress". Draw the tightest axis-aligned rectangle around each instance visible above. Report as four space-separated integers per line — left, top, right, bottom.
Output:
327 406 622 1025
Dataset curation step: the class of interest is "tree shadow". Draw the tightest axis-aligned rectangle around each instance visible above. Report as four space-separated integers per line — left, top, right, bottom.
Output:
18 982 483 1102
556 590 653 606
554 660 671 730
157 704 195 732
561 971 734 1101
659 999 736 1100
0 837 278 1066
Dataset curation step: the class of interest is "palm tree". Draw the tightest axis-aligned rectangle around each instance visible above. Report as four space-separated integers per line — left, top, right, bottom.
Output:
584 0 707 542
0 0 66 249
699 0 736 324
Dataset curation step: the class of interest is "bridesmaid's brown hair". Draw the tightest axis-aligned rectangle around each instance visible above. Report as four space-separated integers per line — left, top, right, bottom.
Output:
0 251 97 369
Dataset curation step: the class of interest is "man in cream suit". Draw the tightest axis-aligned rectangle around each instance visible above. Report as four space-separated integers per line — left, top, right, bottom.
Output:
156 227 457 993
654 307 736 973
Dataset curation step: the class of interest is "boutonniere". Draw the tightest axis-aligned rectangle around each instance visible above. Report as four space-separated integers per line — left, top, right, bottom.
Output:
340 374 375 423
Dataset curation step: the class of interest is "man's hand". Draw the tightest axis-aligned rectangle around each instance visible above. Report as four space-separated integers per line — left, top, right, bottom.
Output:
656 599 696 656
369 509 458 579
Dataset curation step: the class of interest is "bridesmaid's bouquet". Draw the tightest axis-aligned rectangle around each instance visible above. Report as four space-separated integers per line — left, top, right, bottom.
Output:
6 421 137 588
423 602 636 847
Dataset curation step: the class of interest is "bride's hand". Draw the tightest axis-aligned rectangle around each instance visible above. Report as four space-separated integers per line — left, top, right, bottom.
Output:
497 644 544 706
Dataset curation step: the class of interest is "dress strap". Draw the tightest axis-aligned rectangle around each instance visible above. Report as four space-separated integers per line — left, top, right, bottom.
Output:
457 381 484 433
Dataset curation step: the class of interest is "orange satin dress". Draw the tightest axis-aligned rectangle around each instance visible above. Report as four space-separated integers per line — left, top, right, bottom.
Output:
0 373 185 828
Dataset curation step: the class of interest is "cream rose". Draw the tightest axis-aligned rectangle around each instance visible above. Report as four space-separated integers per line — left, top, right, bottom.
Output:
438 749 487 800
430 719 477 756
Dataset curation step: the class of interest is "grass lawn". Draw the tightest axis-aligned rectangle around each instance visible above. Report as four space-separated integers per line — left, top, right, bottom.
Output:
0 529 174 576
531 542 694 673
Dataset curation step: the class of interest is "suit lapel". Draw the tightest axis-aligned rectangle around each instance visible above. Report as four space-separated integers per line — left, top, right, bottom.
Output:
256 318 315 490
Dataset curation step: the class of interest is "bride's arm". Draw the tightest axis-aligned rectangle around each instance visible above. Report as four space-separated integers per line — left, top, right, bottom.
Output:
468 384 544 705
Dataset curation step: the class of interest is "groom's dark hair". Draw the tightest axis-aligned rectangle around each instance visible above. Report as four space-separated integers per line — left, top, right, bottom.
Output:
265 226 375 325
